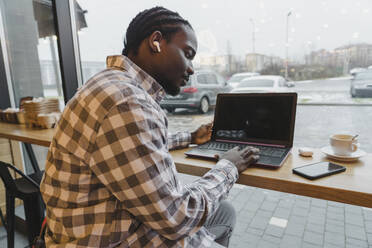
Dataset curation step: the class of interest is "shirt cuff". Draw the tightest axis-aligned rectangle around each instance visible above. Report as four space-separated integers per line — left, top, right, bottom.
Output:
214 159 239 184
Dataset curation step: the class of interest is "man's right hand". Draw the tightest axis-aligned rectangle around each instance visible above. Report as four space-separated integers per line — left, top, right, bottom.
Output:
216 146 260 173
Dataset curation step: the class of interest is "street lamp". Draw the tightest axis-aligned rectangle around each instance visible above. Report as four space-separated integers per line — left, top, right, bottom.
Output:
285 11 292 79
250 18 255 53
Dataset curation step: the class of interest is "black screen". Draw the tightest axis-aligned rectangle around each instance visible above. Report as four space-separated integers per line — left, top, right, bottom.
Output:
213 93 296 145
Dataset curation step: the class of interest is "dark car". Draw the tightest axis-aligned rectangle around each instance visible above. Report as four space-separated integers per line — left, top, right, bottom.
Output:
160 70 230 114
350 71 372 97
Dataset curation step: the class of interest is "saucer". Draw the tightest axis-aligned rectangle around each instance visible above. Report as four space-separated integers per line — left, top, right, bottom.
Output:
321 146 366 162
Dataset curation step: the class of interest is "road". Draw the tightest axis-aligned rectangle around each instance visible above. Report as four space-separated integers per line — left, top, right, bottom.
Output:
293 77 372 104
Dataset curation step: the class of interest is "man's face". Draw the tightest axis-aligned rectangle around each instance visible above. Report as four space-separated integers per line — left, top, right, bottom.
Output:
154 25 197 96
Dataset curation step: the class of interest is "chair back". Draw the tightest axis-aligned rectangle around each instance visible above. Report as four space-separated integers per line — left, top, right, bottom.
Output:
0 161 39 192
0 161 18 192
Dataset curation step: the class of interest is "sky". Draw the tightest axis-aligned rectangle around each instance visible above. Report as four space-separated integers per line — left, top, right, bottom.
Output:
40 0 372 63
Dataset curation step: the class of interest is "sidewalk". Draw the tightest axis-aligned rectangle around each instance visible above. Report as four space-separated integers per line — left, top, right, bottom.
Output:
180 174 372 248
2 173 371 248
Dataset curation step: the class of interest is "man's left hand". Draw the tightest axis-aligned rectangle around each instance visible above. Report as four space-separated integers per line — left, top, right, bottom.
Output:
191 122 213 144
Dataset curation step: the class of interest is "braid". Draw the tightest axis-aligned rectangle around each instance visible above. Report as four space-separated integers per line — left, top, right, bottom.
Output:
122 6 192 56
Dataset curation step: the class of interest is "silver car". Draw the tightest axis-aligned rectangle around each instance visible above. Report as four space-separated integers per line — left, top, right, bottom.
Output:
350 71 372 97
230 75 294 93
160 70 230 114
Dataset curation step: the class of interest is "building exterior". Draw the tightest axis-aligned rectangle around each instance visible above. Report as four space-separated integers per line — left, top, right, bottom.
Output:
245 53 283 72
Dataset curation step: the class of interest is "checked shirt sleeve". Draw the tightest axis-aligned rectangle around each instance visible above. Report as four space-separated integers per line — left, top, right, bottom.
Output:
167 131 191 150
89 97 238 242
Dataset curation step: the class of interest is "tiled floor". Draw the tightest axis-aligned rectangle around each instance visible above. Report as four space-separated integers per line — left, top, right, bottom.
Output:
2 173 372 248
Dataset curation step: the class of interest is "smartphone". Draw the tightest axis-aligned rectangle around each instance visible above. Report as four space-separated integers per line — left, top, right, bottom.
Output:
292 162 346 180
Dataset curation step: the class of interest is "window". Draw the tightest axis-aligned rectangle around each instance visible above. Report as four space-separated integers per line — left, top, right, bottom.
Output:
197 74 208 84
206 73 217 84
0 0 64 105
0 0 65 171
73 1 372 151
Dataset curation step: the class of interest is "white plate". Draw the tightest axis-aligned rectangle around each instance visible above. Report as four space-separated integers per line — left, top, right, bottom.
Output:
321 146 366 162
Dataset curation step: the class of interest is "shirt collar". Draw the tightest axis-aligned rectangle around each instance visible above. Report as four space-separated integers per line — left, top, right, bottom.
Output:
106 55 166 103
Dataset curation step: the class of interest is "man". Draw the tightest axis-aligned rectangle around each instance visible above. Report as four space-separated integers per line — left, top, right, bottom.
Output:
40 6 259 248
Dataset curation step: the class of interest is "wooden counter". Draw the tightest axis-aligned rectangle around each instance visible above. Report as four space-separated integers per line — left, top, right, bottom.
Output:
1 122 371 207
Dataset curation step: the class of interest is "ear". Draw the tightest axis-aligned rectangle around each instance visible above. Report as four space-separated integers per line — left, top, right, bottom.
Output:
148 31 163 53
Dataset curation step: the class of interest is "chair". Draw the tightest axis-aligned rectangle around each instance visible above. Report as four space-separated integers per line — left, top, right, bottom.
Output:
0 161 45 248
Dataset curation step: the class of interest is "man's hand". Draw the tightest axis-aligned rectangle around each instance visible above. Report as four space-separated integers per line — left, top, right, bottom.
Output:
191 122 213 145
217 146 260 173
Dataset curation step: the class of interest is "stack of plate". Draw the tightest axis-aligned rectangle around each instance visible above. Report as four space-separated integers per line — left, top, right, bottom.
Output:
23 98 61 128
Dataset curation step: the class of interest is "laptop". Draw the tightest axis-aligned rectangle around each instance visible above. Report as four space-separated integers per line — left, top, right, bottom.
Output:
185 93 297 169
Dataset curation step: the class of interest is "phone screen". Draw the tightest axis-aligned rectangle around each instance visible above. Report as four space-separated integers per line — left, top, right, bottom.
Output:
293 162 346 180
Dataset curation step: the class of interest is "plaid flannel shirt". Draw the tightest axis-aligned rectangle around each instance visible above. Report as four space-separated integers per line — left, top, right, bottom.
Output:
40 55 238 248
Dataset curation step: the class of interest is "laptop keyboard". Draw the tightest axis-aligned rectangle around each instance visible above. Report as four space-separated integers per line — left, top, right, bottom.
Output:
198 141 286 158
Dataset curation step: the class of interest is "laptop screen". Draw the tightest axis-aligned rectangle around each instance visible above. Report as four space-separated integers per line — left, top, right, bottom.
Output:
212 93 297 147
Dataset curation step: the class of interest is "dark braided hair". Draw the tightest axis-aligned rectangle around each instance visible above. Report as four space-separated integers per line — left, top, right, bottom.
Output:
122 6 193 56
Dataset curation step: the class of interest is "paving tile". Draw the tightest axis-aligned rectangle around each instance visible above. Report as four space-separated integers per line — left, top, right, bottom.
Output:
234 222 249 236
246 227 265 236
257 209 274 218
323 243 343 248
262 234 281 244
265 225 285 238
284 222 305 237
279 234 302 248
327 211 345 221
346 237 368 247
236 232 261 247
244 202 261 212
277 199 295 209
345 213 364 226
261 201 278 212
307 212 326 225
302 242 321 248
326 220 345 235
328 205 345 214
292 206 309 217
306 222 325 234
295 199 311 209
250 191 266 204
367 232 372 244
345 224 367 240
273 207 291 219
311 198 327 208
257 239 279 248
325 231 346 246
363 208 372 221
303 231 324 246
310 206 327 215
345 204 362 214
249 215 270 230
365 221 372 233
289 215 307 225
328 201 345 208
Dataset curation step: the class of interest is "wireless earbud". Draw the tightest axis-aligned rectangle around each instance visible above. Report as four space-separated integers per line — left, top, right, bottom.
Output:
153 41 161 52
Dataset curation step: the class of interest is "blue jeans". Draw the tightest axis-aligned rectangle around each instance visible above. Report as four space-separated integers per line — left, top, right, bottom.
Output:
204 201 236 248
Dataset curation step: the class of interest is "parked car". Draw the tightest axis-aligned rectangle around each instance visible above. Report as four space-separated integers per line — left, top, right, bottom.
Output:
160 70 230 114
350 67 367 77
350 71 372 97
227 72 260 88
230 75 295 93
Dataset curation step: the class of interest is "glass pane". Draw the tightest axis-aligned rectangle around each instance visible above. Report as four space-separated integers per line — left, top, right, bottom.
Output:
0 0 64 106
74 1 372 152
0 0 65 171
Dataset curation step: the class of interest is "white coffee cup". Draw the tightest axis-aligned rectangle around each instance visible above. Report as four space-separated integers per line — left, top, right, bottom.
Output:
329 134 359 156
